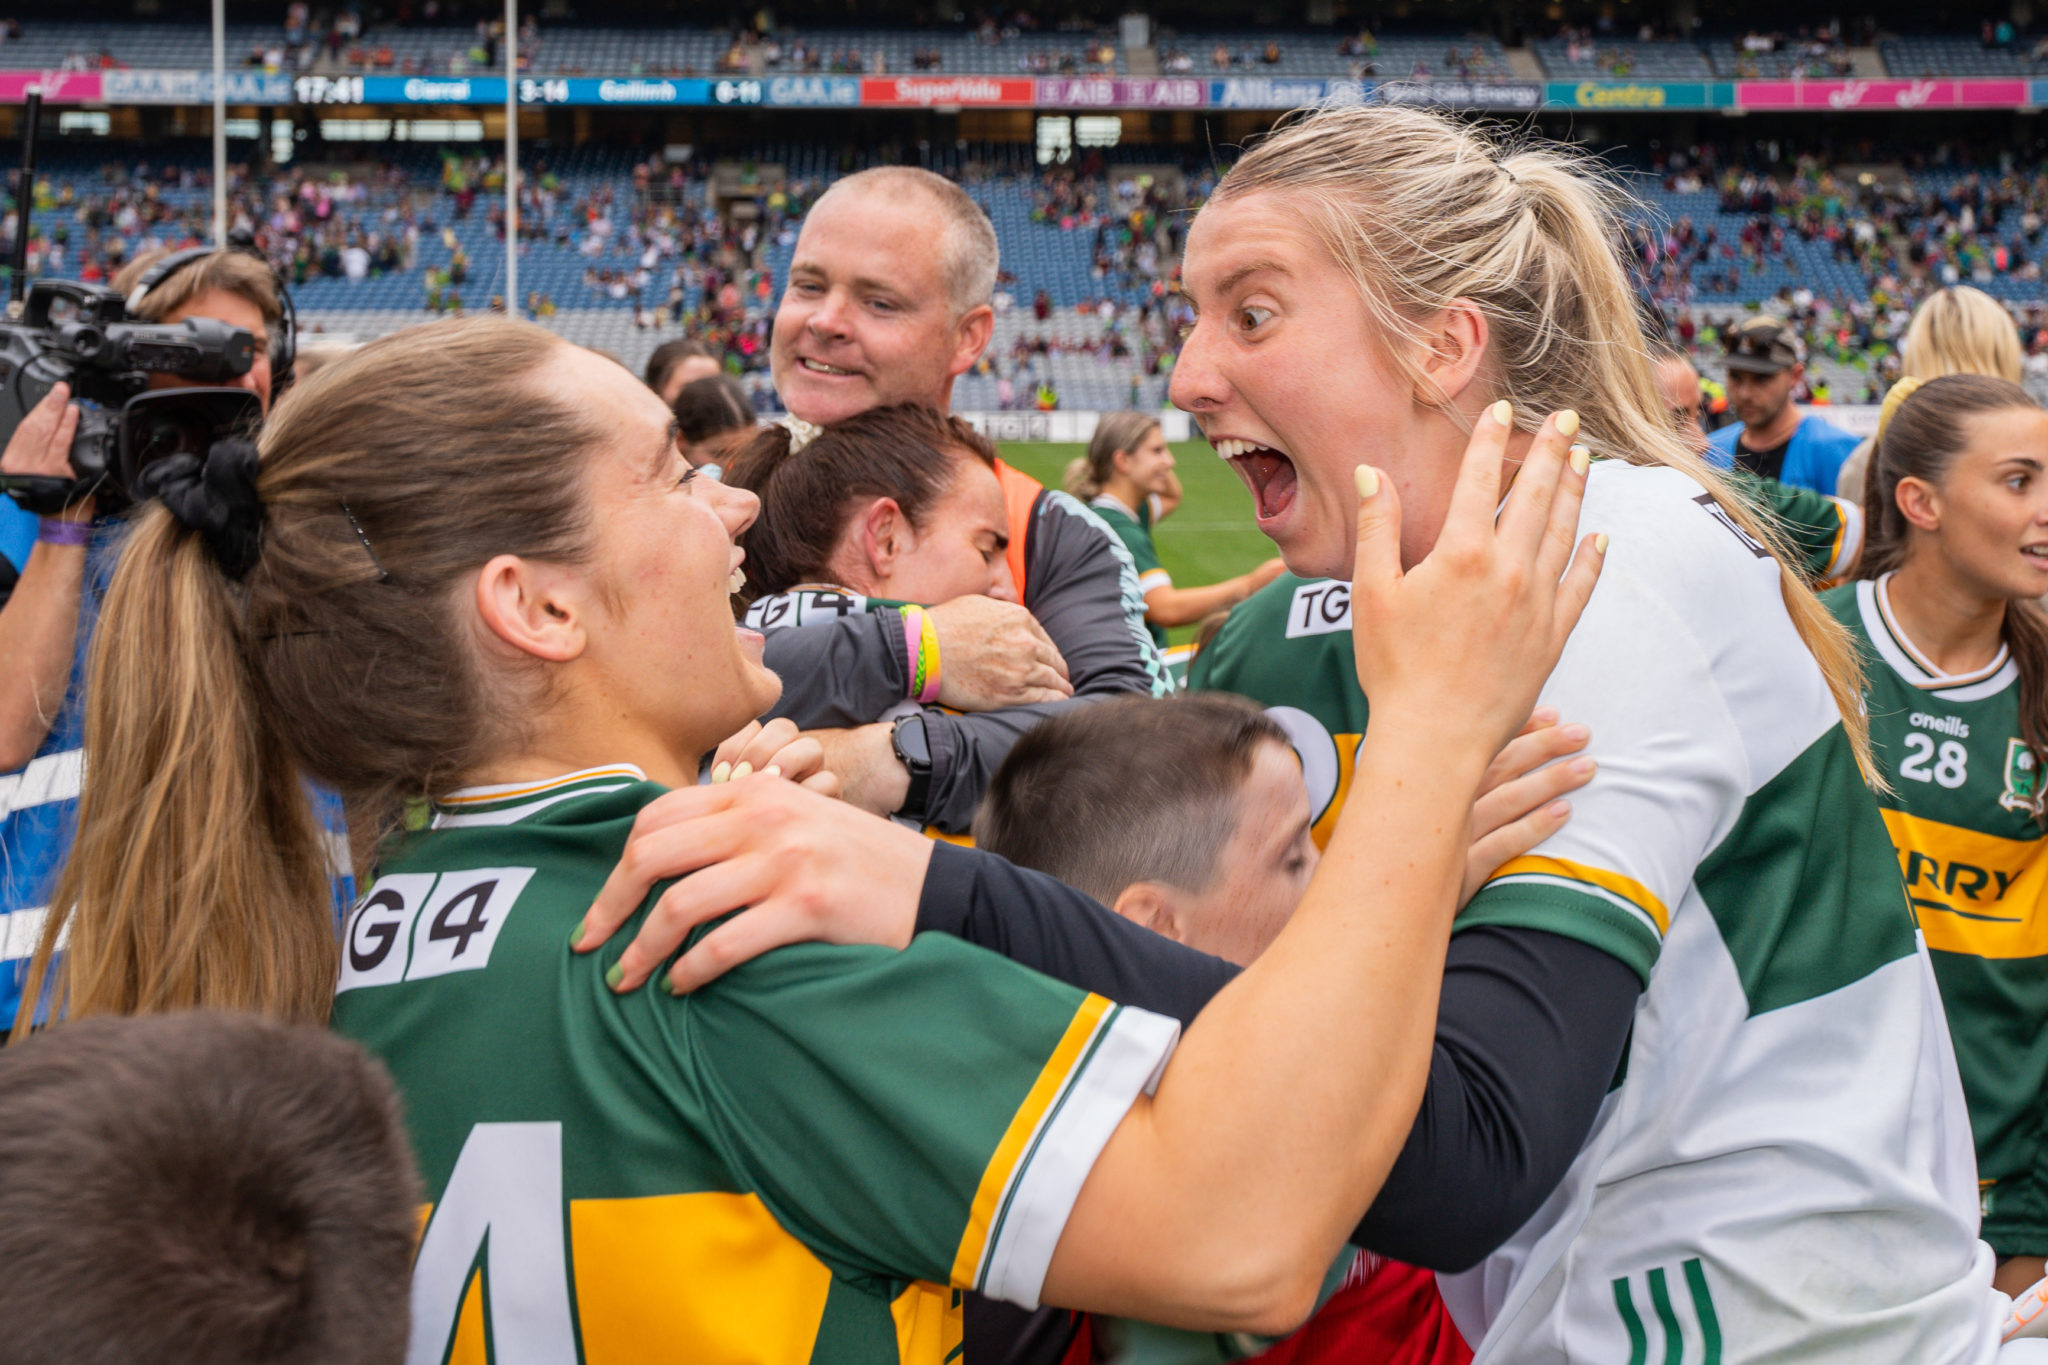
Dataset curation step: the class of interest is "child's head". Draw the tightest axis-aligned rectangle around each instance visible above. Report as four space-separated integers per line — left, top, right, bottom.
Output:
0 1011 420 1365
975 694 1317 965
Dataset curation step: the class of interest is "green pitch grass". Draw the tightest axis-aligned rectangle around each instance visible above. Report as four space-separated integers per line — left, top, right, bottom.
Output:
996 441 1279 644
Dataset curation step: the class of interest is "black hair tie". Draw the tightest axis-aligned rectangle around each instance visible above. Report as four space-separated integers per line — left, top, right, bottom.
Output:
135 437 265 580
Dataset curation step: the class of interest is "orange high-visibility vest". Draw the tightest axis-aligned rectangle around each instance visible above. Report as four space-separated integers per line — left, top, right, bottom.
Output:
993 459 1042 601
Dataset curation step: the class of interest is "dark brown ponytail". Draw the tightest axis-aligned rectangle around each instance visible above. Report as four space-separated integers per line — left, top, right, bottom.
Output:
1860 372 2048 820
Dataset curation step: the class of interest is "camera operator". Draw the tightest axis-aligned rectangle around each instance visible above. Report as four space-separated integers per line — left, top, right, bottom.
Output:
0 248 282 1037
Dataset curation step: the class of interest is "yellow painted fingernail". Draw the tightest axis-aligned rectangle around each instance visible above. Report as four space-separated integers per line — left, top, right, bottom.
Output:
730 761 753 781
710 761 732 784
1555 409 1580 438
762 764 782 779
1569 444 1590 474
1491 399 1513 426
1595 532 1611 554
1354 465 1379 499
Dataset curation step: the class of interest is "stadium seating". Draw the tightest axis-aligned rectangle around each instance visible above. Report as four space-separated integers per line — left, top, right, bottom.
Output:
1156 30 1510 78
14 129 2047 412
1531 38 1715 79
1880 34 2048 76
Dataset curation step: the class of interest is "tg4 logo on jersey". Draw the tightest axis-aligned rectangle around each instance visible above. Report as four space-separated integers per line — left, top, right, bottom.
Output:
337 868 535 993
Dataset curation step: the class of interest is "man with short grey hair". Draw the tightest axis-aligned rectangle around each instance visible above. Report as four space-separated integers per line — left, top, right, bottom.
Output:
758 165 1172 831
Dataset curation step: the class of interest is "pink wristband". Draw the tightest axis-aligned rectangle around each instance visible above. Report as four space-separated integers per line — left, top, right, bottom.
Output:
37 517 91 547
901 607 924 699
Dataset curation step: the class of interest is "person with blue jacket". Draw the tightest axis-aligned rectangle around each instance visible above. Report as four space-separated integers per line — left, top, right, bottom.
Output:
1707 315 1862 495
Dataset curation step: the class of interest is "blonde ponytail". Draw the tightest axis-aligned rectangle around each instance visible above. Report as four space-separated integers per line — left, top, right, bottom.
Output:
1213 105 1873 771
1063 455 1098 498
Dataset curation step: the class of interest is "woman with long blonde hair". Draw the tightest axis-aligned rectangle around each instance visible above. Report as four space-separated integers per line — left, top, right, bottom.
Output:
582 104 2014 1363
1839 285 2027 503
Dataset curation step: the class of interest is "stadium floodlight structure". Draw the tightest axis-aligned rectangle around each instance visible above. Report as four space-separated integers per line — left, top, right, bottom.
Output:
211 0 225 247
505 0 518 319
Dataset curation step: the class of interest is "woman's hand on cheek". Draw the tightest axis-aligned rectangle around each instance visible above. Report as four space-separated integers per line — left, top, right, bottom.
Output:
571 777 931 993
1348 402 1605 759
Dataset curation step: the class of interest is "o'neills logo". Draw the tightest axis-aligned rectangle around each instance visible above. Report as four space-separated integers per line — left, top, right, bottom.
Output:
404 78 470 100
1575 81 1666 107
599 78 677 101
886 77 1011 105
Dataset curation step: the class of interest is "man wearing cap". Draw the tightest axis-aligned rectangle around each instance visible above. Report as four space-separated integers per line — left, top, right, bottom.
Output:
1707 315 1861 495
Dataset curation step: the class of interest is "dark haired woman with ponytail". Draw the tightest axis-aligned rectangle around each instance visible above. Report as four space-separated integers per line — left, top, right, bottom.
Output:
1828 372 2048 1298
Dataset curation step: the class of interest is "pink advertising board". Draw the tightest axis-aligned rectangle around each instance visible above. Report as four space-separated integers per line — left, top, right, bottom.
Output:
1737 78 2028 110
0 71 105 102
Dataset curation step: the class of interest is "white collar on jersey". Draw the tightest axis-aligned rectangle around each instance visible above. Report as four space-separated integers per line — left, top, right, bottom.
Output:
1088 490 1142 521
1863 574 2017 699
432 764 650 829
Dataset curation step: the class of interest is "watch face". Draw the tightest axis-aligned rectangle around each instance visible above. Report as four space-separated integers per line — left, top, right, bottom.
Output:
895 716 932 767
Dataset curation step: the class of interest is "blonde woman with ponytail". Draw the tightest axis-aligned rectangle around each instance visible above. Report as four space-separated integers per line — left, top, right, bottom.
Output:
577 104 2017 1363
1064 411 1284 649
23 313 1616 1358
1832 374 2048 1301
1839 286 2027 504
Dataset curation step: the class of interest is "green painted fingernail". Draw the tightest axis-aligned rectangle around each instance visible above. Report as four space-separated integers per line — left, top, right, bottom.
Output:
659 974 679 996
569 917 586 949
605 963 624 990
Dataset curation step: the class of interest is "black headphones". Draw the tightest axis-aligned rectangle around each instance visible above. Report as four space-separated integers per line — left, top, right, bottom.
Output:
125 235 298 396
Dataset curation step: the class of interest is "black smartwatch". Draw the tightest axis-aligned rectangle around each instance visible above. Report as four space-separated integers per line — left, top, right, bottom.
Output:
890 712 934 823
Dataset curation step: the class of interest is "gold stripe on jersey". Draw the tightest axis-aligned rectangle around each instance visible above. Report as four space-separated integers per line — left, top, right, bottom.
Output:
893 1283 966 1365
436 765 648 807
1485 855 1673 935
1310 734 1364 851
950 992 1115 1290
568 1192 835 1364
1882 808 2048 959
450 1269 487 1365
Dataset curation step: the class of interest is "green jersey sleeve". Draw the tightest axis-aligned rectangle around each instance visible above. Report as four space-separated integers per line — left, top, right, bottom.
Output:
1729 470 1863 584
684 933 1180 1307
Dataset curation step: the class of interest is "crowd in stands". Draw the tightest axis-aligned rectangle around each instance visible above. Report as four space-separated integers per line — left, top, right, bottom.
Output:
28 11 2048 81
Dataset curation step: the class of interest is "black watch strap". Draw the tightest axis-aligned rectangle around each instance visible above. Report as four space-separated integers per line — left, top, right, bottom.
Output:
891 712 934 823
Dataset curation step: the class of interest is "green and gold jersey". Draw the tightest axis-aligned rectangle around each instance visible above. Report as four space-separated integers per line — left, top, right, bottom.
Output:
1087 494 1170 650
329 767 1178 1365
1188 573 1367 850
1828 576 2048 1255
1734 469 1864 585
1194 463 1990 1364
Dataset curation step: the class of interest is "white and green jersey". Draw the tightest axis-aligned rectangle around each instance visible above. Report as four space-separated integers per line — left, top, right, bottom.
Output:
1829 576 2048 1259
1439 462 1996 1363
1199 461 1999 1362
